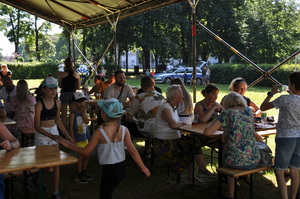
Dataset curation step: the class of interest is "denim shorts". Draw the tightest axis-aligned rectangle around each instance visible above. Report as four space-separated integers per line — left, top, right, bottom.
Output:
274 137 300 170
60 92 75 104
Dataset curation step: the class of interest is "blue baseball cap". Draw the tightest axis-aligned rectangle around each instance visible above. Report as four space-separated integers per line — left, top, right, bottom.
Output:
42 77 58 88
97 98 124 118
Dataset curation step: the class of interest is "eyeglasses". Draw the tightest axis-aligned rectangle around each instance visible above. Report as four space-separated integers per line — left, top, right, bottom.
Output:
234 78 245 83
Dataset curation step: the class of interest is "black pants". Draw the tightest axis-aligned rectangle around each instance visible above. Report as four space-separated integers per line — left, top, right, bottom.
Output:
100 161 126 199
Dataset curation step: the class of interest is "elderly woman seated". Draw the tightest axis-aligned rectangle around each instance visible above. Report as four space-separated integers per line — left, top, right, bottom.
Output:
153 84 203 185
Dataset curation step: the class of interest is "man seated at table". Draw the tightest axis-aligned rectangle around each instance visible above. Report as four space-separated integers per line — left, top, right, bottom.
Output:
0 122 20 199
136 75 162 95
125 76 165 155
0 77 17 118
103 70 135 109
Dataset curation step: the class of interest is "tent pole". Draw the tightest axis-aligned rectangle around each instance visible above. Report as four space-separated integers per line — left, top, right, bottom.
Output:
188 0 200 103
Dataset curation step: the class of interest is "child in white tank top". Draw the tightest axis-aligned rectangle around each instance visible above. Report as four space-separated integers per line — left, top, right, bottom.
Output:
58 98 150 199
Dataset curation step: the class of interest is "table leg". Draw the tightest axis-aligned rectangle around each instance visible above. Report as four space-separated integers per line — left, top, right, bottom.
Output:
23 170 29 199
39 169 45 199
217 139 223 197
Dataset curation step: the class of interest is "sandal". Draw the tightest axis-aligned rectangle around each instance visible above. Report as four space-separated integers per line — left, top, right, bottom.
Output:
185 177 205 185
197 169 217 179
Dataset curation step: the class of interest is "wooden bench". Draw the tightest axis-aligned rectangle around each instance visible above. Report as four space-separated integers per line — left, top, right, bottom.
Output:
19 128 35 147
131 136 154 167
217 166 273 199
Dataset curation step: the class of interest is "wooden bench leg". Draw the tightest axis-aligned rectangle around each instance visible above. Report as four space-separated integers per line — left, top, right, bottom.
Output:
250 174 254 199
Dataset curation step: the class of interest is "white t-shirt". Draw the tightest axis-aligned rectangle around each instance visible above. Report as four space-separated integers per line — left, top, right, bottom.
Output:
103 83 134 104
272 94 300 138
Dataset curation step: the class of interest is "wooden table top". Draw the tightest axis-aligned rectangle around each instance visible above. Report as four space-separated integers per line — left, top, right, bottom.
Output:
0 145 78 174
177 122 276 137
0 117 17 126
85 99 99 104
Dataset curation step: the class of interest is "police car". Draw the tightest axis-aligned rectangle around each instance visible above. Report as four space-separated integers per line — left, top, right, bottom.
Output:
153 67 203 85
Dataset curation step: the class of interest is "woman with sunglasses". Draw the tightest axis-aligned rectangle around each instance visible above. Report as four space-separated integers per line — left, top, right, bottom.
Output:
224 77 261 117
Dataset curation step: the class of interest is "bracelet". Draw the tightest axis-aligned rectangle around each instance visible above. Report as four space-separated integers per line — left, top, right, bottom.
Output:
9 142 14 151
267 92 274 97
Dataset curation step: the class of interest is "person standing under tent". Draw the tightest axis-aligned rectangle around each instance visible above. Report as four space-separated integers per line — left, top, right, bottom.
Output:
58 57 80 128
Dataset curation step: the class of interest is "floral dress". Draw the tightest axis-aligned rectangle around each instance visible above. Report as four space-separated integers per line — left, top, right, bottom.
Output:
10 94 36 132
218 107 261 168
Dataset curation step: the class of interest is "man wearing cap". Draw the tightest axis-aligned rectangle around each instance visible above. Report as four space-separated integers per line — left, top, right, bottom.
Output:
103 70 135 109
0 77 17 118
125 76 165 138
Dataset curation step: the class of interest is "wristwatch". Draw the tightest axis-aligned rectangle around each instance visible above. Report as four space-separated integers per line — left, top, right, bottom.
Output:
267 92 274 97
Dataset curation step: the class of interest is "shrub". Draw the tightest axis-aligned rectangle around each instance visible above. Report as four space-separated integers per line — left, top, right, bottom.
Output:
17 57 24 62
210 63 300 87
7 62 58 79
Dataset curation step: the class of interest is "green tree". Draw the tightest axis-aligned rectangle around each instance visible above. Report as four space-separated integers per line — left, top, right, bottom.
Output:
0 4 32 54
243 0 300 63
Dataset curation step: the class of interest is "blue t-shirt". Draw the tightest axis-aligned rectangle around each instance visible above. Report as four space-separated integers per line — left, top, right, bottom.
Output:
72 111 90 143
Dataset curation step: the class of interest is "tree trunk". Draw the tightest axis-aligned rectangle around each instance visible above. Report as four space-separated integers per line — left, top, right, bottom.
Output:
82 29 87 62
35 16 40 61
180 28 189 64
125 48 129 73
142 47 150 71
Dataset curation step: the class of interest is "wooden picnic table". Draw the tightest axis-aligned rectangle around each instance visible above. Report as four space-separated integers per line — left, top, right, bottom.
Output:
0 145 78 198
0 117 17 126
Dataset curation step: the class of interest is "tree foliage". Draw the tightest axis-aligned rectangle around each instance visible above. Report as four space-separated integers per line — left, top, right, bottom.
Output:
0 0 299 66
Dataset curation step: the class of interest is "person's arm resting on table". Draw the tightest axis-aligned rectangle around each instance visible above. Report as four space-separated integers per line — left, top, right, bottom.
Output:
203 118 221 136
0 122 20 151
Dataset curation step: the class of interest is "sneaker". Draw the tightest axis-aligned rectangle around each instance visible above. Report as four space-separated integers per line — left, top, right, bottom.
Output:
84 173 94 181
197 169 217 179
75 173 88 184
185 177 205 185
82 171 94 181
53 194 62 199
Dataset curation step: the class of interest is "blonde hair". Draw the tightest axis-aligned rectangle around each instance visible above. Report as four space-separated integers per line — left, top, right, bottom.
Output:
170 78 193 113
222 92 247 109
228 77 247 92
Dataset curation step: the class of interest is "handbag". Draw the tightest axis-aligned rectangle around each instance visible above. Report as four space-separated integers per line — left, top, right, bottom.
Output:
256 141 273 167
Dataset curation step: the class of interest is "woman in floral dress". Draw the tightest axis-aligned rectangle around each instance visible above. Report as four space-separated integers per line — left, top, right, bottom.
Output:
204 92 261 199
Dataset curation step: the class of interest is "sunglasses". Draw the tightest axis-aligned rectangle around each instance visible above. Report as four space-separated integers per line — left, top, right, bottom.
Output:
235 78 245 83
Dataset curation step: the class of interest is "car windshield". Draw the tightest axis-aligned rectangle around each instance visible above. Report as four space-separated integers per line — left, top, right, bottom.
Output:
165 69 177 73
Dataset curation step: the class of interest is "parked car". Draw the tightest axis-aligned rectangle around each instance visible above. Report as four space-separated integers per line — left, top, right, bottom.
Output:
197 61 207 69
153 67 203 85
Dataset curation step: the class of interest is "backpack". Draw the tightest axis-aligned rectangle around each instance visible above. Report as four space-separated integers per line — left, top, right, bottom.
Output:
256 141 273 167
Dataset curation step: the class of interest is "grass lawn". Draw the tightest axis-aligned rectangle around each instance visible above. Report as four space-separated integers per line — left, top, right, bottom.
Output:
14 77 287 198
